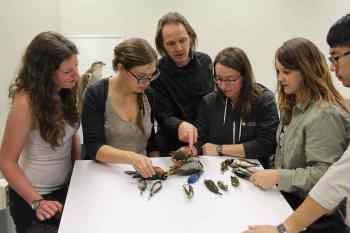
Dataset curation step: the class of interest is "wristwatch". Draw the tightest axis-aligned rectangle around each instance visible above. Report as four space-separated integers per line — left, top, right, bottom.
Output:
30 198 44 210
276 223 288 233
216 144 224 156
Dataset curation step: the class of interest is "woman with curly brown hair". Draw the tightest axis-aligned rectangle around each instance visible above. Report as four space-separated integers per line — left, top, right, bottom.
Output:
0 31 81 233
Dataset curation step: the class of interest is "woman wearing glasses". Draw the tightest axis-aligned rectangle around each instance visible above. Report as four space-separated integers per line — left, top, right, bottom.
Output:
194 47 279 168
82 38 159 178
249 38 350 233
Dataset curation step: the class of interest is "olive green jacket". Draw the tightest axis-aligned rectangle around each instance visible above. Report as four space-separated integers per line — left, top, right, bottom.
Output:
275 101 349 196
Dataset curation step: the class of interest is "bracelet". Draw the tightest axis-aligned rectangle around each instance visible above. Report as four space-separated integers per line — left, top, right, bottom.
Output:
276 223 288 233
30 198 44 211
216 144 223 156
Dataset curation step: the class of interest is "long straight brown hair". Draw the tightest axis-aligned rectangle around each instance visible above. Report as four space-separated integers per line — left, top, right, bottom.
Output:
276 37 349 125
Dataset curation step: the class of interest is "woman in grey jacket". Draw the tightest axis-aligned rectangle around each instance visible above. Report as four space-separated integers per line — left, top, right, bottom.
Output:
244 14 350 233
250 38 350 233
194 47 279 168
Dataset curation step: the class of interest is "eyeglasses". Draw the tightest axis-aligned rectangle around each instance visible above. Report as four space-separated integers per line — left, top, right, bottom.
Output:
214 75 241 86
328 51 350 65
128 70 159 84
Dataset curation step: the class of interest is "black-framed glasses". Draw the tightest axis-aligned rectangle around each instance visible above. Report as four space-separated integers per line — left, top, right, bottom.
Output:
214 75 241 86
128 70 159 84
328 51 350 65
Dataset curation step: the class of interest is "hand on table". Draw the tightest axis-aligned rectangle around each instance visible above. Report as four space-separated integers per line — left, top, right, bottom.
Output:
250 169 280 190
131 153 156 178
242 225 278 233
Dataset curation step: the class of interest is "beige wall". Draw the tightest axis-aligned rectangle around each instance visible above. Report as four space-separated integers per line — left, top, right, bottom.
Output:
1 0 349 140
59 0 350 96
0 0 349 176
0 0 61 177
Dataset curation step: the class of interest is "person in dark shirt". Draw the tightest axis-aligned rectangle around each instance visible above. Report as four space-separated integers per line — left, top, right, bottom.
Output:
82 38 159 178
151 12 214 156
194 47 279 168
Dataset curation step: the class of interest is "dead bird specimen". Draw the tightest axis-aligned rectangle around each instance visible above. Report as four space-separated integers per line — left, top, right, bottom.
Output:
169 149 204 200
183 184 194 200
231 176 240 187
232 166 253 180
187 171 203 184
137 179 148 195
149 180 162 200
221 159 233 173
124 166 168 181
182 171 203 200
221 158 259 171
231 159 259 168
168 147 205 177
125 166 166 198
172 159 204 176
204 179 222 195
170 148 194 166
217 181 229 192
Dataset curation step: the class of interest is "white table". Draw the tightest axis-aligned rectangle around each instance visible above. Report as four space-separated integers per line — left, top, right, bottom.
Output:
58 156 293 233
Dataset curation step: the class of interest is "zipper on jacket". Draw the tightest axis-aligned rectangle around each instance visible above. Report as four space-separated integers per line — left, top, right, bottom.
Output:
223 97 228 124
224 96 242 144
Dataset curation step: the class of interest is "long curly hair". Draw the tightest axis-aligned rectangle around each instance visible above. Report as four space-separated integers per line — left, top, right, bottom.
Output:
276 37 349 125
213 47 262 120
8 31 80 147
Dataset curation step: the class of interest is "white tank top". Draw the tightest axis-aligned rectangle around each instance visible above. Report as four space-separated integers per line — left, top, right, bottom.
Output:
19 123 78 194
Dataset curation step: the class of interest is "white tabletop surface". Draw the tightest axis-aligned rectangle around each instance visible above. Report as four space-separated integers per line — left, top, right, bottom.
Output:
58 156 293 233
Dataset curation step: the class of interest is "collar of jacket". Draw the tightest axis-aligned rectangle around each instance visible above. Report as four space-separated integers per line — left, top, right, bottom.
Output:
294 100 314 113
216 88 231 103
